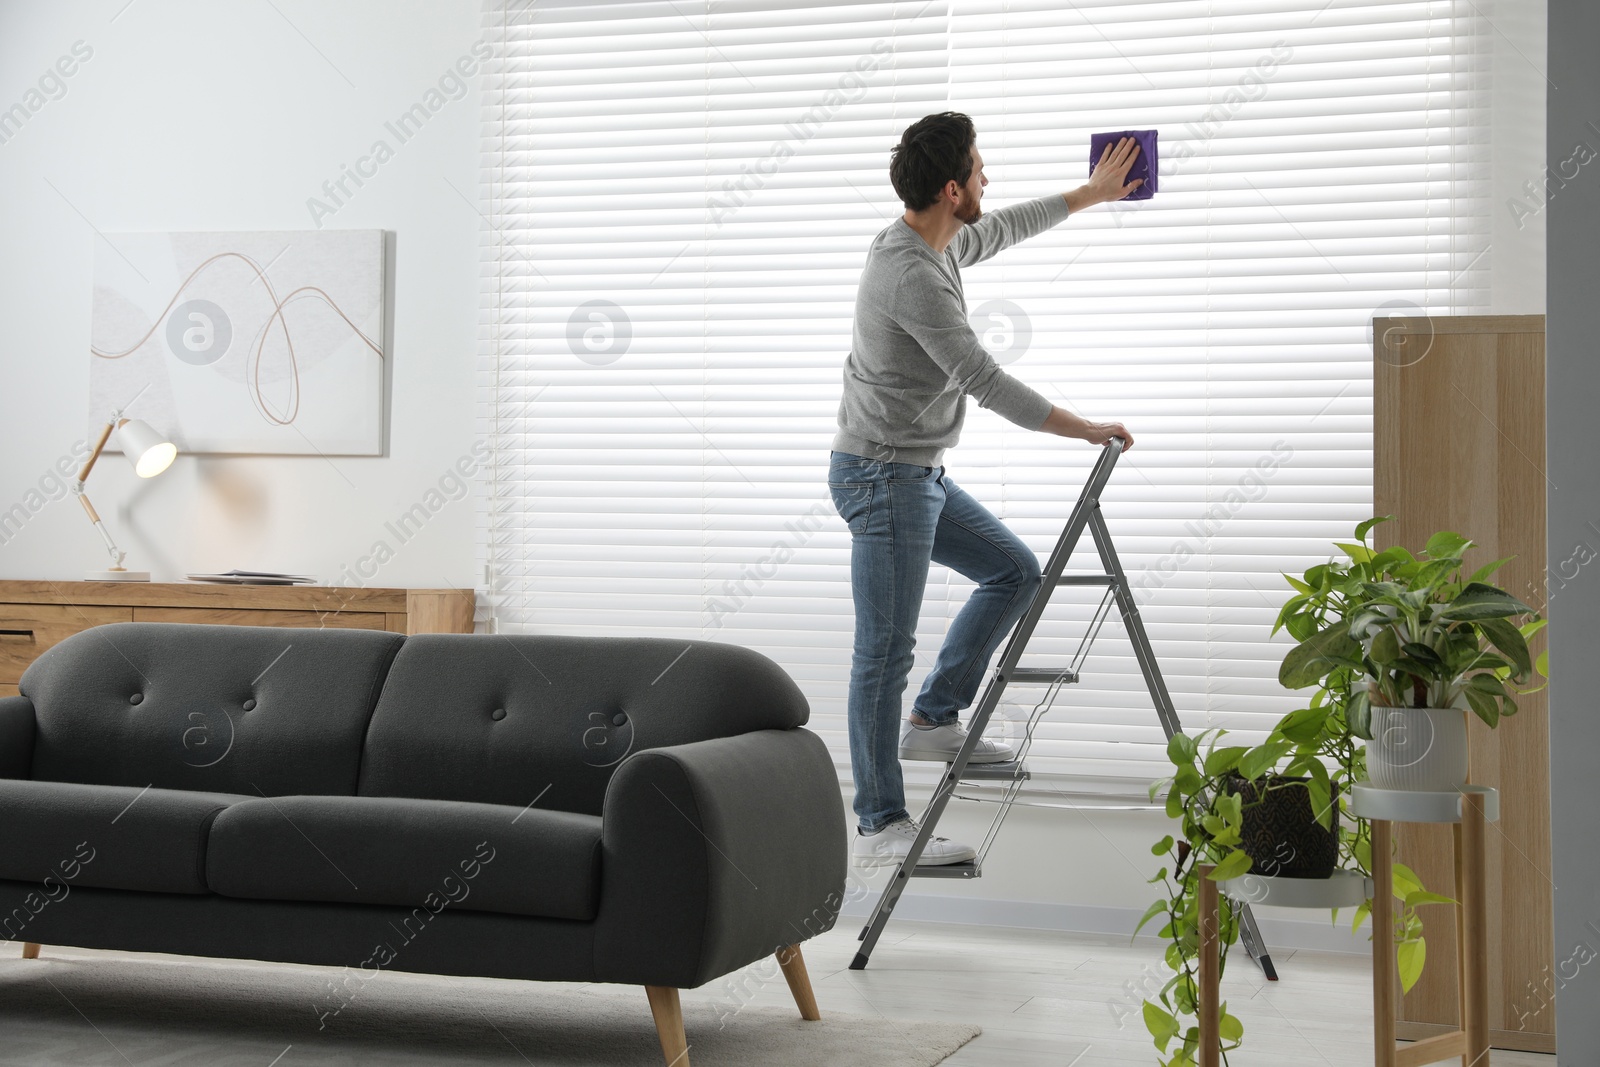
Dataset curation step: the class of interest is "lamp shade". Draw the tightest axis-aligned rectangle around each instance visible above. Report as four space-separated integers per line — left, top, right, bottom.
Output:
116 419 177 478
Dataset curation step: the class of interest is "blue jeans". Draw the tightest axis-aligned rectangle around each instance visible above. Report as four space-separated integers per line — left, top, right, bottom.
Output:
828 451 1043 833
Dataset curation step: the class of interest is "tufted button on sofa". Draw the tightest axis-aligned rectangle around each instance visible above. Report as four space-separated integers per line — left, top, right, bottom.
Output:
0 623 847 1066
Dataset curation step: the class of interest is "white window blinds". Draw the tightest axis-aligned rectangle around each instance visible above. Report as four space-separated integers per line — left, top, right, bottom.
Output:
476 0 1489 795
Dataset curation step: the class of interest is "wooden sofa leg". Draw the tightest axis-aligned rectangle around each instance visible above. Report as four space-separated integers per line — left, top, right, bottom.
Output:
776 943 821 1021
21 943 41 959
644 985 690 1067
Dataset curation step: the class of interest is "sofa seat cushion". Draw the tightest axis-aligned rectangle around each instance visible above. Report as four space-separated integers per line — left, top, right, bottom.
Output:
0 779 245 895
205 795 603 921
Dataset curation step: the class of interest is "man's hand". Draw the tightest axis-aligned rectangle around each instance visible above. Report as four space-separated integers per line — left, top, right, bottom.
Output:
1063 137 1144 213
1079 420 1134 449
1042 406 1134 450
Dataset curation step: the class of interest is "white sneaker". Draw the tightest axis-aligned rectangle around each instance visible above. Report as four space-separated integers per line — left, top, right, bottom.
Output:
852 816 977 868
899 719 1016 764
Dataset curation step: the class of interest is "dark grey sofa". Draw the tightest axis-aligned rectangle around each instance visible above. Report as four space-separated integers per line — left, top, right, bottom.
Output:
0 622 847 1066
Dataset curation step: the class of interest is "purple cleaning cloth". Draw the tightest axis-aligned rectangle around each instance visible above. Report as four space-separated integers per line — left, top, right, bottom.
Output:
1089 129 1158 200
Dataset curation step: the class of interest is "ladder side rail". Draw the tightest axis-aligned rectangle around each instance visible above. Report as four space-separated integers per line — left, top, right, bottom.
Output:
1237 906 1277 979
983 440 1122 688
1088 506 1184 740
1086 508 1282 979
1034 438 1123 592
853 668 1013 964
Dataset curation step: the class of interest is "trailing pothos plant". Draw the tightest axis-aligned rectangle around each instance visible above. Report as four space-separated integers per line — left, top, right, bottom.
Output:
1136 728 1253 1066
1135 516 1548 1064
1138 725 1348 1065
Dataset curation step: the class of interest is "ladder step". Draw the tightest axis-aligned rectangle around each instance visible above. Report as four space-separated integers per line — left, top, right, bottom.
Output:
1055 574 1115 585
1008 667 1080 685
911 860 982 879
957 760 1030 781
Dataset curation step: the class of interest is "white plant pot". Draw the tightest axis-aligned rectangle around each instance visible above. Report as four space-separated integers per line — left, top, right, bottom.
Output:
1366 706 1469 792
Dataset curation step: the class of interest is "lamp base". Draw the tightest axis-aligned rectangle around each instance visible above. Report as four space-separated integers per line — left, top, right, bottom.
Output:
87 569 151 582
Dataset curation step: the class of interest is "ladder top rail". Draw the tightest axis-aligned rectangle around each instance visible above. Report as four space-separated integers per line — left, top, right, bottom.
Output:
1072 433 1126 512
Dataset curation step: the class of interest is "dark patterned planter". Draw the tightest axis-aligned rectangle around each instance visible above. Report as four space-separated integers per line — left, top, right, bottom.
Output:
1224 775 1340 879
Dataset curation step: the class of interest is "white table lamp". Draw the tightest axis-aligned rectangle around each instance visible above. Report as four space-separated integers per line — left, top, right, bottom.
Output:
73 411 177 581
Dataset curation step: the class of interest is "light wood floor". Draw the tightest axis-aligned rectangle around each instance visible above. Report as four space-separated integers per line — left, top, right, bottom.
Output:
4 923 1561 1066
683 918 1560 1067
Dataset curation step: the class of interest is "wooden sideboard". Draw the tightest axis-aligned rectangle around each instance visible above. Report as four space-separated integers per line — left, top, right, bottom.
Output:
1373 314 1552 1053
0 581 475 698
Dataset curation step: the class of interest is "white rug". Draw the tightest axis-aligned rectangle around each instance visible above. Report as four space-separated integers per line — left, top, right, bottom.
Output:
0 951 981 1067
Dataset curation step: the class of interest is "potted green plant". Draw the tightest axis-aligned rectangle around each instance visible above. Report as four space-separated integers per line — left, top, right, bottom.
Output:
1264 514 1543 988
1278 516 1546 791
1137 516 1548 1063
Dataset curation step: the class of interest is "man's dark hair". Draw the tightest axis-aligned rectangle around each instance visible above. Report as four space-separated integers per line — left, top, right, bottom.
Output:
890 112 977 212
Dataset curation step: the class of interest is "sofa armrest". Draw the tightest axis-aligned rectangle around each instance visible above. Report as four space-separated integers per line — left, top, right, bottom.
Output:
0 695 37 779
594 727 847 989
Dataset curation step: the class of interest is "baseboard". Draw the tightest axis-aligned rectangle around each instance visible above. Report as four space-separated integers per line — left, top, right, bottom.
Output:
838 890 1375 955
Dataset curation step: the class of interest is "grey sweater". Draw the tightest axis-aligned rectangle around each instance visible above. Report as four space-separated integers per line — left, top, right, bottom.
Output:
833 194 1071 467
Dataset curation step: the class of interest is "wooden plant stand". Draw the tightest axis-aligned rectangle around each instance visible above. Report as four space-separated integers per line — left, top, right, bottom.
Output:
1196 782 1497 1066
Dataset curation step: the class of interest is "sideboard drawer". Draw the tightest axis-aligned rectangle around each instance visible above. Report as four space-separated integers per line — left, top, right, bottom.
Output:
0 604 135 685
131 607 393 630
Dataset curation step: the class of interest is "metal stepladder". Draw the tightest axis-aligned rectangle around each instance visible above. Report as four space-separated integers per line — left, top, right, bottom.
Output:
850 437 1279 980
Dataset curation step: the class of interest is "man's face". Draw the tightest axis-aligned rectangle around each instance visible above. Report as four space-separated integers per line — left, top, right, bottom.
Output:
953 145 987 223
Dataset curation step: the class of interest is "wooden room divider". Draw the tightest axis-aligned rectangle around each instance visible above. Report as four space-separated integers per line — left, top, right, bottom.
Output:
1373 313 1553 1053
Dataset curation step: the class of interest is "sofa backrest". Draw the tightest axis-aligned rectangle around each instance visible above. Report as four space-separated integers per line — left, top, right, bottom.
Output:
356 633 809 816
21 622 404 795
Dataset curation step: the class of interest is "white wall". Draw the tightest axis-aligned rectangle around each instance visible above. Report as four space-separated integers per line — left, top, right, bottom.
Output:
0 0 483 590
1489 0 1549 314
0 0 1548 953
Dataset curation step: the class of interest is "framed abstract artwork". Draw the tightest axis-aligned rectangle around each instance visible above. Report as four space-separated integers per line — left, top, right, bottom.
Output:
89 229 385 455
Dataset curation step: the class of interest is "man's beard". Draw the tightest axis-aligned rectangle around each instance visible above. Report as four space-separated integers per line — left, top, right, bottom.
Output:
955 195 983 224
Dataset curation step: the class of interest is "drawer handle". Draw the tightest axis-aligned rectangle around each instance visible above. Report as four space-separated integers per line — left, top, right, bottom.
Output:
0 629 34 638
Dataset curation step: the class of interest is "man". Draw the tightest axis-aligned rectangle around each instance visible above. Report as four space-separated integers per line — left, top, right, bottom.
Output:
830 112 1140 867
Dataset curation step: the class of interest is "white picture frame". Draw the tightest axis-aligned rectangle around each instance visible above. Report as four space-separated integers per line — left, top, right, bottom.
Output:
89 229 385 455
